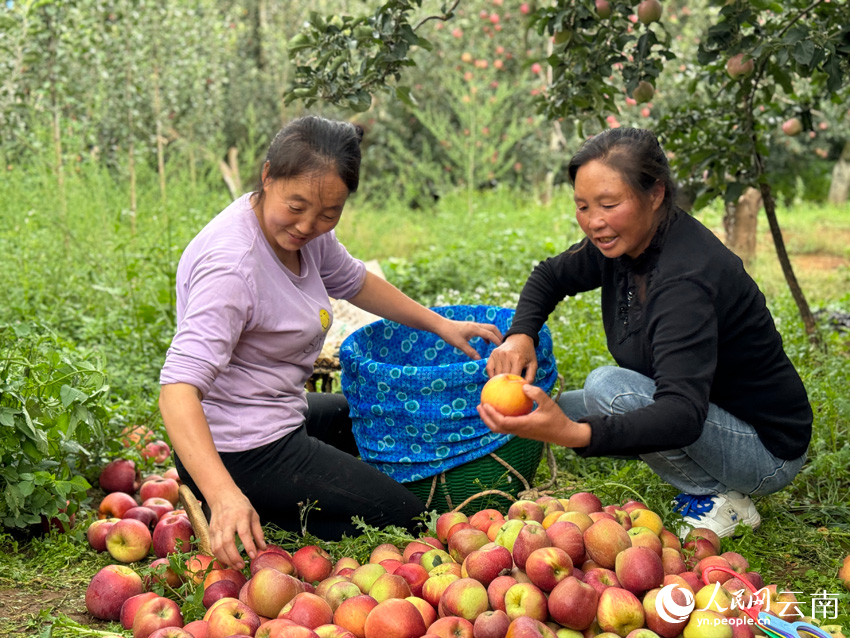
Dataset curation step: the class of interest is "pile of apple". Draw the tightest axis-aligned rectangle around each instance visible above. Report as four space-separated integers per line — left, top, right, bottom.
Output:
84 485 828 638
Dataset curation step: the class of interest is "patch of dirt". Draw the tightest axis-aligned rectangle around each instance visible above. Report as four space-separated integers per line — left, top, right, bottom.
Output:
0 587 109 637
793 254 848 270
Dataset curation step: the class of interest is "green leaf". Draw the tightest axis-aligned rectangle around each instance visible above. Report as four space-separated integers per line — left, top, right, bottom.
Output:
60 385 87 407
395 86 416 107
792 41 815 67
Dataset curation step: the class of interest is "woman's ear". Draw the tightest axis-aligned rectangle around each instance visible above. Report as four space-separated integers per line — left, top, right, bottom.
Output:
261 161 271 188
650 182 666 213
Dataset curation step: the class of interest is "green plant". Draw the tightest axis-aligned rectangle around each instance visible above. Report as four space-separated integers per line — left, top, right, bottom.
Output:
0 323 110 528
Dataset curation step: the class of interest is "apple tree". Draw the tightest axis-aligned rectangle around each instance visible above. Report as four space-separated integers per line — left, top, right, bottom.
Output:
284 0 850 342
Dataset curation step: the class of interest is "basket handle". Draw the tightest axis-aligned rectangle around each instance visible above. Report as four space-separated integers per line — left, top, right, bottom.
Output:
179 485 213 556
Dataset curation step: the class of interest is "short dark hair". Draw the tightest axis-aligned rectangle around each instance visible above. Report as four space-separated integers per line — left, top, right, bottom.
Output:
252 116 364 206
567 128 677 219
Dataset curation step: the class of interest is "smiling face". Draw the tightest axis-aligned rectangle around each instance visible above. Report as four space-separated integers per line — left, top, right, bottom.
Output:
573 159 664 259
254 167 349 266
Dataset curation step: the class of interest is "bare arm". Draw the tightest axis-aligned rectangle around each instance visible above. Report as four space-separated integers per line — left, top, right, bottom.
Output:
158 383 265 569
348 272 503 359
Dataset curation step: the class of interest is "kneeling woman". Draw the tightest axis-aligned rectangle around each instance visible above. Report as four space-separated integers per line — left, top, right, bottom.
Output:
478 127 812 539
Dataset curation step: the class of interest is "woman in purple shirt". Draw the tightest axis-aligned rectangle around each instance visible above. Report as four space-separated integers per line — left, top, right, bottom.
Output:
159 116 502 569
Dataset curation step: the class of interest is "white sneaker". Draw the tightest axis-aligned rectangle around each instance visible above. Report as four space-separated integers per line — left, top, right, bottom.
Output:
672 491 761 540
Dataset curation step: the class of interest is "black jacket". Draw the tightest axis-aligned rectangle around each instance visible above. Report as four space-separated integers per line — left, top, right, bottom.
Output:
505 209 812 460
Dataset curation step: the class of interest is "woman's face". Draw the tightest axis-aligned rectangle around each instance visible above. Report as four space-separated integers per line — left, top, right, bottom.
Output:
255 168 349 263
573 159 664 259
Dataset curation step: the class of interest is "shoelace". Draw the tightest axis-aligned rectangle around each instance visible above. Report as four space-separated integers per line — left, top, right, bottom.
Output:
672 493 717 520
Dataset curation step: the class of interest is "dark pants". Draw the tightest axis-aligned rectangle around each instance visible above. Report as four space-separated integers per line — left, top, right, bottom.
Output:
175 393 426 540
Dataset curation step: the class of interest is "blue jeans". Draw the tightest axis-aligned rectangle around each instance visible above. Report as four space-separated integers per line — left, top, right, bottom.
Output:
557 366 806 496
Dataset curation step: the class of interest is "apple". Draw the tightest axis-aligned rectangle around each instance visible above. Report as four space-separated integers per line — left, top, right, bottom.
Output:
100 491 139 519
615 546 664 596
292 545 333 583
450 527 491 563
720 552 749 574
661 547 687 575
583 518 631 568
106 518 153 563
132 596 183 638
462 544 513 586
524 547 573 592
100 458 141 494
124 506 161 532
203 579 241 609
632 81 655 104
628 509 664 536
334 556 361 574
243 568 305 618
140 477 180 507
555 511 593 534
507 500 545 523
422 572 460 608
258 622 320 638
596 587 646 636
85 564 145 621
369 572 412 602
421 548 455 573
122 592 161 630
642 586 691 638
470 510 506 534
203 567 247 592
183 619 209 638
595 0 612 19
694 584 736 618
439 577 489 622
627 526 662 556
726 53 754 79
547 576 598 630
511 524 552 569
185 554 222 586
370 543 403 564
494 519 527 553
148 628 193 638
205 597 260 638
474 609 510 638
684 528 721 554
142 497 176 521
88 517 121 552
429 616 475 638
602 506 632 530
480 374 532 416
162 466 181 483
696 555 735 585
142 439 172 464
324 581 364 613
582 568 620 598
153 514 195 558
333 594 379 638
315 624 359 638
395 562 429 597
744 572 764 590
504 582 548 622
683 538 719 567
350 563 387 594
683 610 733 638
487 575 517 613
405 595 437 628
504 617 556 638
659 529 681 551
838 556 850 591
146 557 183 590
545 521 586 566
566 492 602 515
437 512 470 545
403 538 443 562
637 0 662 24
363 598 427 638
679 570 704 593
252 549 299 576
279 591 334 628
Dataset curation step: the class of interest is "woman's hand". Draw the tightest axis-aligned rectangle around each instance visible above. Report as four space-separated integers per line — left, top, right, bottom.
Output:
486 334 538 382
438 318 503 360
477 384 592 449
207 488 266 570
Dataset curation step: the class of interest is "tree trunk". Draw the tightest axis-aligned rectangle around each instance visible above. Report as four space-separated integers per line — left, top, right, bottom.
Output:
827 140 850 205
758 181 821 346
723 187 761 269
153 67 167 206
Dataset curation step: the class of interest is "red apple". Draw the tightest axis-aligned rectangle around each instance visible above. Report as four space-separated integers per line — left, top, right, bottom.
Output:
566 492 602 515
121 592 161 630
402 538 443 563
480 374 532 416
252 549 298 576
88 517 121 552
106 518 152 563
511 524 551 570
133 596 183 638
524 546 573 592
333 594 378 638
582 568 620 598
315 625 358 638
661 547 687 575
350 563 387 595
726 53 754 79
595 0 612 19
596 587 646 636
86 564 144 621
142 439 172 464
99 491 139 519
462 544 513 587
203 580 241 609
183 619 209 638
684 528 721 554
627 526 662 556
504 616 556 638
279 591 334 628
429 616 475 638
205 597 260 638
293 545 334 584
504 582 548 622
363 598 427 638
146 557 183 590
436 512 470 545
143 497 176 521
140 477 180 507
583 518 632 568
153 514 195 558
258 622 320 638
124 506 160 532
642 586 691 638
637 0 662 24
438 577 489 622
325 580 365 612
243 568 305 618
100 458 141 494
615 546 664 596
369 542 403 564
547 576 598 630
422 572 460 609
474 609 510 638
469 510 505 534
545 521 586 566
406 596 437 629
720 552 749 574
486 575 517 613
450 527 491 563
149 628 193 638
394 562 429 598
507 500 545 524
203 567 247 592
367 572 412 602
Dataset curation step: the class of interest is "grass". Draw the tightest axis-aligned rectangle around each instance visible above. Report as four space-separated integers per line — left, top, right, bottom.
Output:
0 163 848 636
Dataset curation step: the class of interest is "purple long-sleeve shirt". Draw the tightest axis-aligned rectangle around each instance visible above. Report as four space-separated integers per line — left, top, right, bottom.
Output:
160 194 367 452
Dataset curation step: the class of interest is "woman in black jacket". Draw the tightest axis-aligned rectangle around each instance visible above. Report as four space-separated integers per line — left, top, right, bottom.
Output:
478 127 812 539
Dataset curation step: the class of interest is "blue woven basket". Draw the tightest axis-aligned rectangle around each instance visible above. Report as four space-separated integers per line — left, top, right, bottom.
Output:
339 304 558 484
